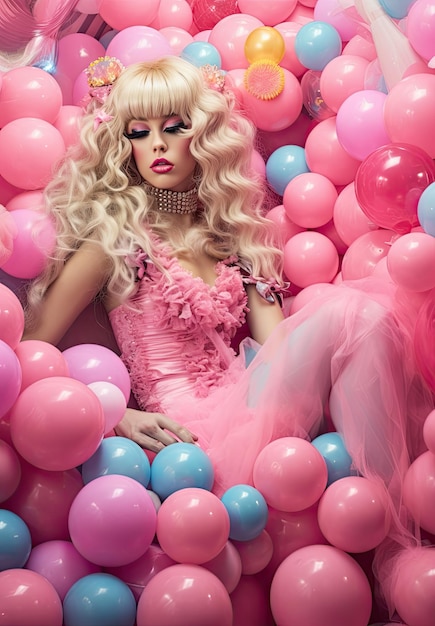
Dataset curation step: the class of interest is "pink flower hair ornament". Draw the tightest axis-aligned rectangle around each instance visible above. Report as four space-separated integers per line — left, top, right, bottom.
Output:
80 55 125 108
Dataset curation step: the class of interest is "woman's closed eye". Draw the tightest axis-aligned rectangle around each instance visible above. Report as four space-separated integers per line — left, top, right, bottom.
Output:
124 121 188 140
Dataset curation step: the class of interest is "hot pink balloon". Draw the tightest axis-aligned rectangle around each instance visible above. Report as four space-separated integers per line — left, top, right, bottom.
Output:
55 33 105 98
354 142 435 234
341 229 398 281
0 569 63 626
136 564 233 626
106 26 173 67
69 474 157 566
270 544 372 626
99 0 160 30
15 340 69 392
283 171 338 228
283 231 340 288
387 231 435 292
0 282 24 349
10 376 105 471
25 540 101 601
208 13 264 70
230 575 272 626
0 439 21 502
0 118 66 190
156 487 230 564
253 437 328 512
0 339 22 419
154 0 193 30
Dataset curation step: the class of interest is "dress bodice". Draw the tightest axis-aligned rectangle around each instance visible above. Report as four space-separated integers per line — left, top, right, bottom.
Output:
109 237 249 412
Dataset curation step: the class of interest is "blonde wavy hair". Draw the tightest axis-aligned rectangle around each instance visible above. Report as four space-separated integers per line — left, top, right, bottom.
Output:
27 55 284 322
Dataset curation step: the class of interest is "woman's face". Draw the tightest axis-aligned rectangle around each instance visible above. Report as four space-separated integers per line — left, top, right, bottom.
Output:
125 115 197 192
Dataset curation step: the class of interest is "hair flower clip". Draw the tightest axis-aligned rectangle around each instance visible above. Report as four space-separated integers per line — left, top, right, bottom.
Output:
200 64 226 93
80 56 125 108
93 110 114 131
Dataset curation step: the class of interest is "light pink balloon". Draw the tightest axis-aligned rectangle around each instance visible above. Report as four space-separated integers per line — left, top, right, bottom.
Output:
153 0 193 30
15 340 69 392
266 204 305 246
342 33 377 60
314 0 360 41
87 380 127 434
1 209 56 279
237 0 297 26
106 26 173 66
0 339 22 419
341 229 398 281
240 67 303 132
406 0 435 62
6 190 45 212
202 540 242 592
289 282 336 315
320 54 370 113
274 21 307 77
333 182 378 247
0 118 66 190
232 530 273 575
283 231 340 288
0 282 24 350
0 66 63 127
156 487 230 564
253 437 328 512
304 117 361 186
0 569 63 626
403 451 435 534
160 26 194 54
270 544 372 626
392 546 435 626
317 476 391 553
69 474 157 567
99 0 160 30
208 13 264 70
386 231 435 292
283 171 338 228
136 564 233 626
0 439 21 502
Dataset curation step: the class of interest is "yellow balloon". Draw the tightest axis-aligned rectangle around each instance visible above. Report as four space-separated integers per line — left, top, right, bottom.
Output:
244 26 286 64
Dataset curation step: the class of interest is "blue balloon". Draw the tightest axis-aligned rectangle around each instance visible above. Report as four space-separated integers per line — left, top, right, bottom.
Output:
417 182 435 237
379 0 415 19
266 145 309 196
150 442 214 499
180 41 222 68
294 21 342 71
63 573 136 626
221 484 268 541
311 432 355 486
0 509 32 571
81 436 151 487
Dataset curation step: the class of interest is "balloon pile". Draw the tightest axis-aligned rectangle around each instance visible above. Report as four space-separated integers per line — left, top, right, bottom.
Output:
1 0 435 624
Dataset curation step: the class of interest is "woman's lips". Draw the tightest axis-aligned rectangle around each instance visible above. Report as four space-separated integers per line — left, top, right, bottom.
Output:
150 158 174 173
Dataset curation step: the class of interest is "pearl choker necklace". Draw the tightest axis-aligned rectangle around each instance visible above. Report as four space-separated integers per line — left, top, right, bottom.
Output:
145 185 199 215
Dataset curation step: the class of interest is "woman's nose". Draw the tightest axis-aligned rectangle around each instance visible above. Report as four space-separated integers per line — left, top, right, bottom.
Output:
153 133 167 151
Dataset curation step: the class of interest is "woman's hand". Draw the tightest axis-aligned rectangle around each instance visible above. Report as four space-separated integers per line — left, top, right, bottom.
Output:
114 407 198 453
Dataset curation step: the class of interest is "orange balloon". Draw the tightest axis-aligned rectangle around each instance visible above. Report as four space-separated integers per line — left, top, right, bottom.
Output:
244 26 285 64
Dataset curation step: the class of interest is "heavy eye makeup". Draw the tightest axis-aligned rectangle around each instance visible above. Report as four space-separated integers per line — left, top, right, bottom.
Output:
124 117 189 140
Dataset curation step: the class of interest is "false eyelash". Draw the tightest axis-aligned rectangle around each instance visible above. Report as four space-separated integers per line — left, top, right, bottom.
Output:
124 122 188 140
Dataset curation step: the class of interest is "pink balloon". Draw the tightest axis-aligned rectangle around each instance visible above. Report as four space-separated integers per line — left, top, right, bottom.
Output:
237 0 297 26
384 73 435 159
423 409 435 455
403 450 435 534
10 376 104 471
317 476 390 553
313 0 360 41
0 339 22 419
414 288 435 394
106 543 177 601
354 143 435 234
159 26 194 54
253 437 328 512
15 340 70 392
274 21 307 77
106 26 173 67
289 282 336 315
137 564 233 626
342 33 377 61
315 218 348 255
87 381 127 434
392 546 435 626
270 544 372 626
154 0 193 30
191 0 239 31
266 205 305 247
231 575 273 626
99 0 160 30
0 569 63 626
0 66 63 128
387 231 435 292
240 68 303 131
304 116 361 186
3 460 83 546
0 283 24 349
6 190 45 212
53 105 84 149
0 439 21 502
156 487 230 564
69 474 157 566
62 343 131 402
25 540 101 601
1 209 56 279
333 182 378 247
202 540 242 592
283 171 338 228
208 13 264 70
0 175 23 206
341 229 398 281
54 33 105 103
320 54 369 114
407 0 435 62
336 89 390 161
232 530 273 575
283 231 340 288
